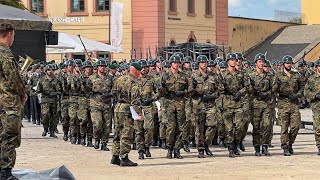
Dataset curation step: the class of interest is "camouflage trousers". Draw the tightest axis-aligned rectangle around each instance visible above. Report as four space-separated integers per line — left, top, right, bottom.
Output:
112 110 134 159
182 98 192 141
134 106 154 150
251 101 272 146
311 103 320 147
0 109 22 169
277 101 301 148
41 102 58 132
268 105 277 144
79 106 93 138
69 100 80 136
60 98 70 133
240 101 251 140
165 99 186 149
216 108 226 140
159 99 167 140
90 105 112 143
223 107 244 146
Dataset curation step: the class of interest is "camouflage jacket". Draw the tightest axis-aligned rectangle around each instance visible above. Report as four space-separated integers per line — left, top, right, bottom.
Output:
88 73 113 108
0 42 26 110
162 70 189 99
28 72 42 96
37 75 62 104
248 70 273 104
304 73 320 108
139 75 158 106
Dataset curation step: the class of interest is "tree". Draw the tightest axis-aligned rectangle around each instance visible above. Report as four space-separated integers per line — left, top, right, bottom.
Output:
289 17 302 24
0 0 26 10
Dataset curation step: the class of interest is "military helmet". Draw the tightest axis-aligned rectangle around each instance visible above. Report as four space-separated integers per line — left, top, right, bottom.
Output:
44 64 53 71
315 59 320 67
298 61 304 67
66 60 75 67
196 55 208 63
182 56 192 64
74 59 82 67
162 60 171 68
155 56 164 62
215 57 224 64
208 60 216 67
282 55 293 64
235 52 244 60
219 61 228 68
169 55 181 63
174 52 184 60
264 60 271 67
93 63 97 69
96 59 108 67
226 53 237 61
148 59 155 66
139 59 148 68
191 62 199 70
82 60 93 68
254 53 266 62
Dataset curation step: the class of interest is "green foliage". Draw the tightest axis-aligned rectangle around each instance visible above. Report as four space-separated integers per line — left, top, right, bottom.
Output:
289 17 302 24
0 0 26 10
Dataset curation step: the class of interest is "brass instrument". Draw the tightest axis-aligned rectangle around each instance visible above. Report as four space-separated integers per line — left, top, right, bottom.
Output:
90 58 98 64
21 55 34 73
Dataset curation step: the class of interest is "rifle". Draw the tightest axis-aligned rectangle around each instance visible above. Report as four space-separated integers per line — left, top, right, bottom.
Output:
77 34 89 59
140 47 143 59
134 49 137 62
146 48 149 60
149 46 152 59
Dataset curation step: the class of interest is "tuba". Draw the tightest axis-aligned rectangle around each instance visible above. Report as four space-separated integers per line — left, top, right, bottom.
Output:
21 55 34 73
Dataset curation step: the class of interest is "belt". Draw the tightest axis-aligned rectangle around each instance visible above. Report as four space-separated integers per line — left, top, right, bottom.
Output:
278 94 289 99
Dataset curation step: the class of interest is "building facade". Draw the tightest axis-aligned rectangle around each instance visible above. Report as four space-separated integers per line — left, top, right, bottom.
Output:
301 0 319 24
22 0 228 61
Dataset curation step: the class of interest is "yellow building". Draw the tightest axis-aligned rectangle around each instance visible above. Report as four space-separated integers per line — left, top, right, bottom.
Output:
22 0 228 62
301 0 320 24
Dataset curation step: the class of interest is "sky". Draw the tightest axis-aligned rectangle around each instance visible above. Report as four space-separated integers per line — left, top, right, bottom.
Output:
229 0 301 21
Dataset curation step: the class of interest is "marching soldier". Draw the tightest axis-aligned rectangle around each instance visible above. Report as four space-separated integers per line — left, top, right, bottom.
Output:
273 55 304 156
29 64 42 125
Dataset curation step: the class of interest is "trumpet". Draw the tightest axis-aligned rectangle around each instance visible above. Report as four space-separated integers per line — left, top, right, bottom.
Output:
89 58 98 64
21 55 34 73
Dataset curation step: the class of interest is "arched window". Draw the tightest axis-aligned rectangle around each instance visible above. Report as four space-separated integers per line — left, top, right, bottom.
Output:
170 38 176 46
187 31 197 42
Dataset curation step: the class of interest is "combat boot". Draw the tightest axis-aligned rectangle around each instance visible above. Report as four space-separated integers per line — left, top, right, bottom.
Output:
94 139 100 149
268 143 274 148
36 120 41 125
77 133 81 145
166 146 173 159
189 137 196 148
42 129 48 137
174 148 183 159
101 142 110 151
138 150 145 160
239 140 245 151
318 147 320 156
49 130 57 138
228 145 235 158
204 144 213 156
183 140 190 152
254 146 261 156
120 156 138 167
219 138 226 148
233 143 241 156
132 142 137 150
262 145 271 156
198 149 205 158
87 137 94 147
63 132 68 141
80 135 86 146
0 168 18 180
283 146 291 156
32 119 36 124
161 139 167 149
152 138 159 147
70 134 77 144
110 155 121 166
145 147 151 157
288 144 294 155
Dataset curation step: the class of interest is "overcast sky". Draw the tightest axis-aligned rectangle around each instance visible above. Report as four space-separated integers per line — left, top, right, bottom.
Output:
229 0 301 20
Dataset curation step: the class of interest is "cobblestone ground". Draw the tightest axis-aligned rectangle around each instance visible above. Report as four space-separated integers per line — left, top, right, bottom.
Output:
15 109 320 180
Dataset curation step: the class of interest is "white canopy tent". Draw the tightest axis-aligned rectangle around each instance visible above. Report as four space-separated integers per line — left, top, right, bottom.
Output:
46 32 117 54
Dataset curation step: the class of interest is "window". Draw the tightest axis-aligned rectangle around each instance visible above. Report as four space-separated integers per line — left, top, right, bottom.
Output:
71 0 85 12
169 0 176 12
188 0 195 14
97 0 110 11
205 0 212 16
97 52 110 59
31 0 44 13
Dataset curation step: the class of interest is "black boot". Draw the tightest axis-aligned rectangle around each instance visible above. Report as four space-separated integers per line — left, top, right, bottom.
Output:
254 146 261 156
132 142 137 150
262 145 271 156
87 137 94 147
77 133 81 145
70 134 77 144
110 155 121 166
228 145 235 158
233 143 241 156
219 138 226 148
161 139 167 149
174 148 183 159
49 130 57 138
283 146 291 156
101 142 110 151
80 135 86 146
63 132 68 141
183 140 190 152
42 129 48 137
55 128 59 134
318 147 320 156
239 140 245 151
158 139 162 148
94 139 100 149
288 144 294 155
152 138 159 147
36 120 41 125
204 144 213 156
166 146 173 159
0 168 18 180
145 147 151 157
32 120 36 124
120 156 138 167
198 149 205 158
189 137 196 148
138 150 145 160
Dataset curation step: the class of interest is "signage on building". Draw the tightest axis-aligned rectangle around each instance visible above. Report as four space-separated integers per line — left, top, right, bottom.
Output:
168 17 181 21
47 17 85 23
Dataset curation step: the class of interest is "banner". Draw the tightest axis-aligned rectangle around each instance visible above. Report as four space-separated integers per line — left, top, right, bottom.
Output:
110 2 124 53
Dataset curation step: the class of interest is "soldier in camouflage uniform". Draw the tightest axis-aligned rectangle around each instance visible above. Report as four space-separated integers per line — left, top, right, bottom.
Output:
0 23 27 179
248 54 273 156
162 55 190 159
37 65 62 138
78 61 94 147
273 55 304 156
190 55 219 158
304 59 320 155
217 53 250 158
28 64 42 125
88 59 113 151
111 62 143 167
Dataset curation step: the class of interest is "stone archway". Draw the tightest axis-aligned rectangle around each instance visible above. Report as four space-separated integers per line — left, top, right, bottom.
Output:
187 31 197 42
